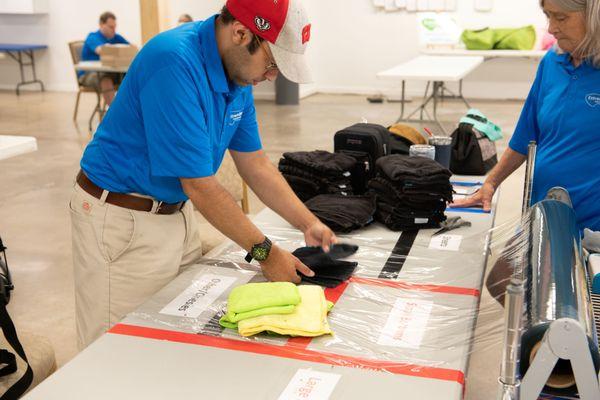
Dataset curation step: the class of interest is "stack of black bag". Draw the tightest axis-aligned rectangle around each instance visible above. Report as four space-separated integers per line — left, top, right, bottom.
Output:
368 155 453 231
278 150 356 202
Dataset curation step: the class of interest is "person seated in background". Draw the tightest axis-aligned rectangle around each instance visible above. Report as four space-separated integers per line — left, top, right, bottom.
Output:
178 13 193 25
452 0 600 303
80 11 129 106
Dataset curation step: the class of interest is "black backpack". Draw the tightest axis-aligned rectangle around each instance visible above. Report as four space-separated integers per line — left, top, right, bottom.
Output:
0 237 33 400
450 122 498 175
334 123 390 193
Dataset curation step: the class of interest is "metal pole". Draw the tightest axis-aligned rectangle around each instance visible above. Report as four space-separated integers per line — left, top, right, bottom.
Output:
498 279 525 400
522 141 537 215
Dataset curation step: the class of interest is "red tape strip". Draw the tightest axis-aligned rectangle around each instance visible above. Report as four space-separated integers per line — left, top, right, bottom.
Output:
109 323 465 386
349 277 480 297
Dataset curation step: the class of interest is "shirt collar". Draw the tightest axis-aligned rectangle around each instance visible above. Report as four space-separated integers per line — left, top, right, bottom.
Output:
554 50 594 73
199 15 238 95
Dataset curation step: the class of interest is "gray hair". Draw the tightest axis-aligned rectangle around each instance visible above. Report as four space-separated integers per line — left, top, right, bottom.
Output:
541 0 600 67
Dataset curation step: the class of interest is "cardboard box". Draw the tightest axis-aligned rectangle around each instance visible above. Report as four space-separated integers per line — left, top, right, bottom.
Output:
100 44 137 68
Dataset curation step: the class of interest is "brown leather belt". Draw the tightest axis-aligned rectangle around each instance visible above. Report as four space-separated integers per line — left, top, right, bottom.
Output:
76 170 185 215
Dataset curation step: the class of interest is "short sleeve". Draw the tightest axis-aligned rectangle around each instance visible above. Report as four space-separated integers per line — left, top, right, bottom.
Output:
509 59 545 155
140 60 213 179
115 34 130 45
228 89 262 152
84 32 104 54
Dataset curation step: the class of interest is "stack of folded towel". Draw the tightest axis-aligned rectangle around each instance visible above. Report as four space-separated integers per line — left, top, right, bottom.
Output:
368 155 453 231
279 150 356 202
219 282 333 337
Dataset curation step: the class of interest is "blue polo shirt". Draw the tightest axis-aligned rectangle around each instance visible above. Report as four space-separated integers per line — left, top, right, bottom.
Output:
81 30 129 61
80 30 129 77
510 49 600 231
80 16 262 203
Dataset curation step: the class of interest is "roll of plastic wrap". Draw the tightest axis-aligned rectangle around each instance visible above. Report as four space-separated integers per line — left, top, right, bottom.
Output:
520 199 600 396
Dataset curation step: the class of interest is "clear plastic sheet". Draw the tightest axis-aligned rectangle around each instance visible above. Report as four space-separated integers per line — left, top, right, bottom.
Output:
121 206 504 373
119 192 597 396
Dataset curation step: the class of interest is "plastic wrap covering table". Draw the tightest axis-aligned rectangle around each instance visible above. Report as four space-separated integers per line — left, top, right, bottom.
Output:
25 178 497 400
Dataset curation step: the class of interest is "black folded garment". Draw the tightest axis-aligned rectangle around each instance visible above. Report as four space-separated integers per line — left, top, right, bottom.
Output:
280 163 352 195
376 154 452 182
305 194 376 233
293 244 359 288
368 177 449 210
376 201 446 231
282 150 356 177
282 174 320 202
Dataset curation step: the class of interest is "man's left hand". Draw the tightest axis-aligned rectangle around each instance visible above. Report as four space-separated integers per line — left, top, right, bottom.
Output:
303 221 337 252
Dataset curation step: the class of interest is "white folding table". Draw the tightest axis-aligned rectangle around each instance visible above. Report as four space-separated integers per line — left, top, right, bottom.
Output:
421 48 547 60
0 135 37 161
377 55 484 133
26 179 497 400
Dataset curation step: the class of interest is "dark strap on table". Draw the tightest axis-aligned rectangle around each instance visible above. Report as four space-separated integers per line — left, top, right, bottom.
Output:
76 170 185 215
379 230 419 279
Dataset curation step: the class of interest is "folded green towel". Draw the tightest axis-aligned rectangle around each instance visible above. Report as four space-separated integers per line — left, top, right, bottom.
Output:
219 282 301 329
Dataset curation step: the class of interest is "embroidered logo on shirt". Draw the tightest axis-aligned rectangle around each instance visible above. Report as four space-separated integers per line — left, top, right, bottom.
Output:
228 110 243 126
586 93 600 107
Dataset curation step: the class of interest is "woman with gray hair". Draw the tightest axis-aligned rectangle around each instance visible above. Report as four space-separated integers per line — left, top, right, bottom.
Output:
453 0 600 231
452 0 600 301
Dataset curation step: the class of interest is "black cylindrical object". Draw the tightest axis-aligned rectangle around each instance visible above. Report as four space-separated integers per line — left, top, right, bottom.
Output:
520 199 600 396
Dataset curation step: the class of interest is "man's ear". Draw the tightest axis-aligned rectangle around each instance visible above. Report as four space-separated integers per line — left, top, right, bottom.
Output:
231 20 253 47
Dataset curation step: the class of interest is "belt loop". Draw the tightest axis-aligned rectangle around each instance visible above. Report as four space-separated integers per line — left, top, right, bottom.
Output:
99 190 109 205
150 200 162 214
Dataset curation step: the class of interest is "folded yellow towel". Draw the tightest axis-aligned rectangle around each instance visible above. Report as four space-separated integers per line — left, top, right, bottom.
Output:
219 282 301 329
238 285 333 337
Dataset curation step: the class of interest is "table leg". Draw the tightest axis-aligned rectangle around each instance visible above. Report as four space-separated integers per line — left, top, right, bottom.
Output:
7 50 46 95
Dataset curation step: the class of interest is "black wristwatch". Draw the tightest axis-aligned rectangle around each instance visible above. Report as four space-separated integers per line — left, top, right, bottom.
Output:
245 237 272 263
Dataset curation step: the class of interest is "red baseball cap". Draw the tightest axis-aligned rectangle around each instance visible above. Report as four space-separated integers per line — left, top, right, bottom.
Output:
225 0 313 84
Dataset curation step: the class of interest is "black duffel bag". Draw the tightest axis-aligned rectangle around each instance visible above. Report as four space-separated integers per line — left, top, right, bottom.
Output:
0 237 33 400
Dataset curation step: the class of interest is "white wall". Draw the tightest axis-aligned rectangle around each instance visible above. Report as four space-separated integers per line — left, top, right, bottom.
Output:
0 0 548 99
304 0 547 99
0 0 141 91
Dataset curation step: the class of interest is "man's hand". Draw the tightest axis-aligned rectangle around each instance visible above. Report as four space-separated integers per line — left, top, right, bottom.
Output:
449 182 496 212
303 221 337 252
260 245 314 284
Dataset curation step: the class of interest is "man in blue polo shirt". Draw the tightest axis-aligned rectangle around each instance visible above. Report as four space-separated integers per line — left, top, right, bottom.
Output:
453 0 600 302
70 0 335 348
79 11 129 105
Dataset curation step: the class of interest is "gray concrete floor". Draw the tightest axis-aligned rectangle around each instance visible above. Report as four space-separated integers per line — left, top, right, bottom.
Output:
0 90 525 399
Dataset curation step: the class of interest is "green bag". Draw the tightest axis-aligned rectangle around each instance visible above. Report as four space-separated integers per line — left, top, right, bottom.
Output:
461 25 536 51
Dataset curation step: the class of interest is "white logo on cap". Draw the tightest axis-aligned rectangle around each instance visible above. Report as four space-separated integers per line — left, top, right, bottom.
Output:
586 93 600 107
254 16 271 32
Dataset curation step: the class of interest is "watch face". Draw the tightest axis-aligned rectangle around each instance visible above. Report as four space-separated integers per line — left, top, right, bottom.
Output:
253 246 269 261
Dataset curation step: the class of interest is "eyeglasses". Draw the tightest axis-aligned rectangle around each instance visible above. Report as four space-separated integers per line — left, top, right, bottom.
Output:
252 35 278 73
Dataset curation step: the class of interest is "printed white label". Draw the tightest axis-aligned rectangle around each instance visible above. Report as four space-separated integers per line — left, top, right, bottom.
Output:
378 299 434 349
414 218 429 224
429 234 462 251
278 369 341 400
159 274 236 318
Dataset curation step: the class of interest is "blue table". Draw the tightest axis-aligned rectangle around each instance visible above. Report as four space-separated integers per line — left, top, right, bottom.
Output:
0 43 47 95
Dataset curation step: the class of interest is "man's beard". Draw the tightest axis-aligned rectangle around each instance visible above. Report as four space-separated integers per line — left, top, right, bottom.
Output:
222 46 252 86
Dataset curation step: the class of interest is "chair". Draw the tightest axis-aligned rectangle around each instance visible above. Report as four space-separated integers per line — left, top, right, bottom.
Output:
67 41 105 132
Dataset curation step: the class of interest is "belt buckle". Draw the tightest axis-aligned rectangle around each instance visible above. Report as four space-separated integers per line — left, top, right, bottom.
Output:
150 200 163 214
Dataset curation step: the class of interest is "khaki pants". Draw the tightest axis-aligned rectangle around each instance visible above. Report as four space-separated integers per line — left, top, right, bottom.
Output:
69 183 203 349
